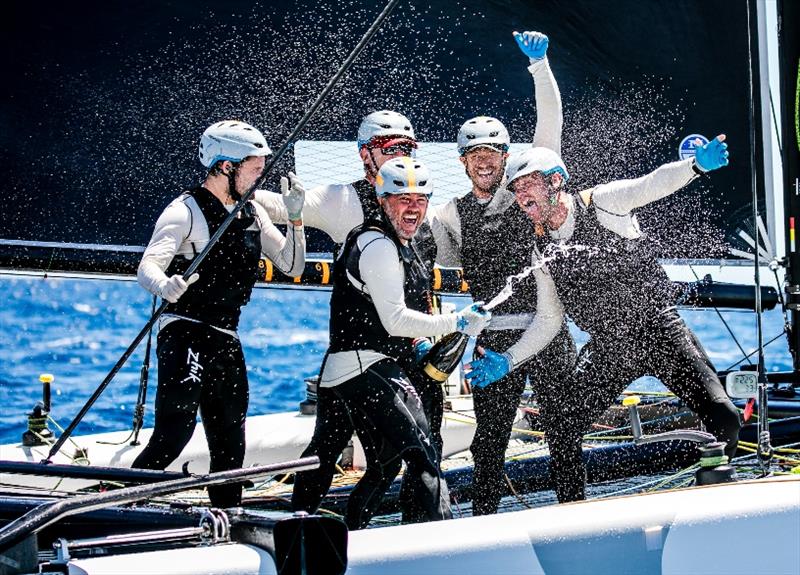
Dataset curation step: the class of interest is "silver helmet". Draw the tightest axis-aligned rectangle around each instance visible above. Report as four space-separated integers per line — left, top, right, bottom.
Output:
505 147 569 186
198 120 272 168
357 110 416 148
456 116 510 155
375 157 433 198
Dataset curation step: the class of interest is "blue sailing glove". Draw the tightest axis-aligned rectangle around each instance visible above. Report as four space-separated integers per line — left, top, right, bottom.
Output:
413 338 433 363
465 347 512 389
456 302 491 337
694 134 729 172
513 31 549 61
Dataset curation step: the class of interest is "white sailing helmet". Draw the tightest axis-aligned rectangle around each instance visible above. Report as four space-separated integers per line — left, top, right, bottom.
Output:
357 110 416 148
198 120 272 168
457 116 510 155
505 147 569 186
375 157 433 198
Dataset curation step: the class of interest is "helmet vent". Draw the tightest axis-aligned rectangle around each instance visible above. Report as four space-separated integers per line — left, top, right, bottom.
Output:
518 161 529 171
393 179 404 186
418 180 427 186
489 131 499 137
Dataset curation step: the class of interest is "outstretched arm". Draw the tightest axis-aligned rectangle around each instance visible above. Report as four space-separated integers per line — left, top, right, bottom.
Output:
591 135 729 215
358 233 490 338
514 31 563 155
254 183 364 244
504 267 564 366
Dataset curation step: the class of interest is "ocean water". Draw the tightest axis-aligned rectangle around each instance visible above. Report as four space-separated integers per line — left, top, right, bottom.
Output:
0 275 793 445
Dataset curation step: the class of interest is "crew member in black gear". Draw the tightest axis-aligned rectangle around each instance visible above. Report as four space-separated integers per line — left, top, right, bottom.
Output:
275 111 443 522
299 156 490 529
470 137 742 502
456 191 575 515
133 120 306 507
429 31 575 515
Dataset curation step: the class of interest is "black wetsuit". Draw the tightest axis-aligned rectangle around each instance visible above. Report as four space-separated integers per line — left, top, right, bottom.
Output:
453 194 577 515
132 187 261 508
542 197 741 502
292 179 444 524
294 216 449 530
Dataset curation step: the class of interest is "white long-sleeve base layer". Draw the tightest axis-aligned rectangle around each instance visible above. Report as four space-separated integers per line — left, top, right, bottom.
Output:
320 231 458 388
138 193 306 334
507 158 701 365
254 183 364 244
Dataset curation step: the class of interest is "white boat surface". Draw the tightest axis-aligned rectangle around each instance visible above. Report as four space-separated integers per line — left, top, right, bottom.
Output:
59 475 800 575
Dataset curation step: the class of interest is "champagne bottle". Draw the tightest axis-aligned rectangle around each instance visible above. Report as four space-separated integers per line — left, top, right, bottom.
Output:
421 332 469 382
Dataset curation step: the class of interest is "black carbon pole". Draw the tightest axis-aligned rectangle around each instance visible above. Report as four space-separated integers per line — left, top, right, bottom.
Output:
44 0 403 463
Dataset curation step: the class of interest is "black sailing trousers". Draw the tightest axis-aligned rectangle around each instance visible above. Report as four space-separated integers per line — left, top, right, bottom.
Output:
470 325 577 515
549 308 742 503
292 359 450 529
131 320 249 508
292 365 444 523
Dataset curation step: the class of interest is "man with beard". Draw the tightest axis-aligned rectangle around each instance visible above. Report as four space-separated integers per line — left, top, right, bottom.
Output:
428 30 577 516
317 156 491 528
253 112 443 521
133 120 306 508
467 136 742 503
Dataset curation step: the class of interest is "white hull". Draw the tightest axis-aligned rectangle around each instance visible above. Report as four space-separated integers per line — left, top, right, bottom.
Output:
67 544 277 575
346 475 800 575
59 475 800 575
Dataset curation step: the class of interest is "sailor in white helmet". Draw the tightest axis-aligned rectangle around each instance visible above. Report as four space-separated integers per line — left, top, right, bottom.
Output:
468 136 741 503
133 120 307 508
425 31 577 517
253 109 432 255
295 157 490 529
252 111 442 520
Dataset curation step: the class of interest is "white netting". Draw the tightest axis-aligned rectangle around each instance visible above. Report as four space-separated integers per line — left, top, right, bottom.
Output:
295 140 533 207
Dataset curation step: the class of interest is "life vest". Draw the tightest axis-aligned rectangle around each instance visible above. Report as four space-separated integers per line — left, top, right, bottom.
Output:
455 194 538 315
165 186 262 330
328 216 432 360
544 199 676 337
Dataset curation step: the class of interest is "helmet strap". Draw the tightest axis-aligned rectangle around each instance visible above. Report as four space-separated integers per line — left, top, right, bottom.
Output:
364 148 380 181
226 163 242 202
547 173 563 205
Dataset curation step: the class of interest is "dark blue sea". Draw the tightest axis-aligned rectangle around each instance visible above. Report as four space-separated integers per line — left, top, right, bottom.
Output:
0 275 792 445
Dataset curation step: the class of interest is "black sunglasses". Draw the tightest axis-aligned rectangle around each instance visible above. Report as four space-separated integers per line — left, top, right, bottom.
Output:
373 143 416 156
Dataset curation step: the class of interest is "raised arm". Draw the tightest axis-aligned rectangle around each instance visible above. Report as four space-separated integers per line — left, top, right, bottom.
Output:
251 174 306 277
514 31 563 155
254 182 365 244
